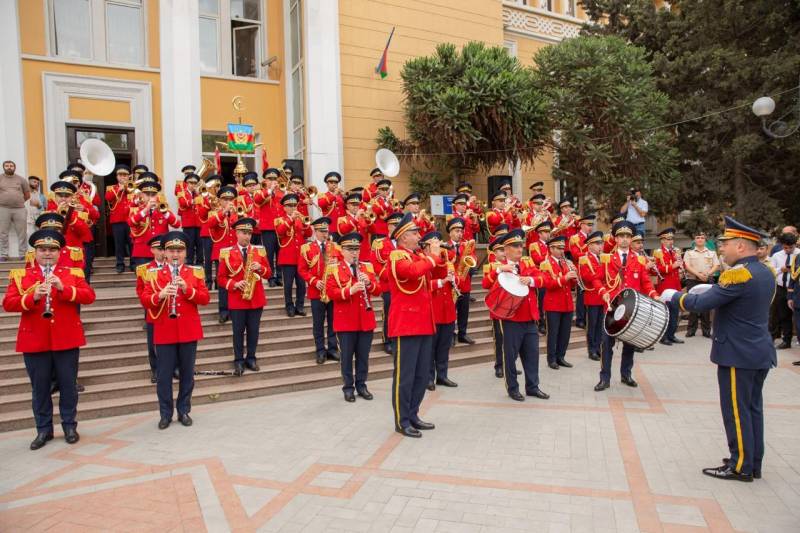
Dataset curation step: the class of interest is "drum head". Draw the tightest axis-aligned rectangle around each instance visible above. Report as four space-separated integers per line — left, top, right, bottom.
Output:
604 289 637 335
498 272 530 297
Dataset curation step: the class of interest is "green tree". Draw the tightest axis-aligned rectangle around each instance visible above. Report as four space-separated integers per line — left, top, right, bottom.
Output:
531 35 680 220
377 41 550 196
580 0 800 231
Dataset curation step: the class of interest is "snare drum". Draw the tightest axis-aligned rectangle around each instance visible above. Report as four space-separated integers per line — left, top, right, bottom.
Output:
604 288 669 350
485 272 530 320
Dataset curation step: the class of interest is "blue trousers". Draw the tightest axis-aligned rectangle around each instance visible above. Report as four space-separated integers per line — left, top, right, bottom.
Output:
430 322 455 382
600 331 635 382
392 335 433 430
545 310 572 364
282 265 306 310
338 330 372 393
183 226 201 265
492 319 504 371
537 288 545 326
230 307 263 362
717 366 768 475
201 237 213 287
311 299 336 354
156 342 196 419
456 293 470 338
111 222 131 271
665 302 679 340
381 292 392 349
24 349 79 433
146 321 157 371
575 287 585 324
260 230 279 282
586 305 604 356
500 320 540 395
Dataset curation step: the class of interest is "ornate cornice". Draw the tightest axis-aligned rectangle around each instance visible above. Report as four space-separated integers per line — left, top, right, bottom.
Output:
502 2 582 43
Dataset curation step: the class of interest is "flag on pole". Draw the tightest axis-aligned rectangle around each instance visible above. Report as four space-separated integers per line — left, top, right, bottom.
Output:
375 27 395 79
261 146 269 170
214 146 221 173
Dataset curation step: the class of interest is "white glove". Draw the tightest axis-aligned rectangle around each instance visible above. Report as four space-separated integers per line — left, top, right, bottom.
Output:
688 283 713 295
659 289 679 303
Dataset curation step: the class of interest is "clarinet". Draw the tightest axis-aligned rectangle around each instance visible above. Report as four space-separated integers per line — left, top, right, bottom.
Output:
42 261 54 319
353 259 372 310
169 260 179 319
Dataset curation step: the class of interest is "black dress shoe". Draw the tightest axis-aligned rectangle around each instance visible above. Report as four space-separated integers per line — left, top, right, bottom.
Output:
722 458 762 479
669 337 684 344
793 360 800 366
701 464 753 482
594 380 610 391
685 330 696 337
268 278 277 287
286 308 296 318
777 341 792 349
494 368 504 378
435 377 458 387
469 296 476 303
427 381 435 391
294 307 306 317
178 414 193 426
316 352 326 364
383 343 392 354
245 360 260 372
218 314 230 324
589 353 601 361
537 326 546 336
150 371 157 384
516 369 522 375
76 382 85 393
173 369 180 380
116 268 124 274
457 335 475 345
526 387 549 399
233 363 244 377
357 388 373 400
30 432 53 450
327 351 340 362
410 419 435 430
659 338 673 346
158 417 171 429
275 279 283 287
556 358 572 368
548 362 559 370
702 331 712 338
64 428 80 444
509 391 525 402
575 321 586 329
344 391 356 402
395 426 422 438
621 376 638 387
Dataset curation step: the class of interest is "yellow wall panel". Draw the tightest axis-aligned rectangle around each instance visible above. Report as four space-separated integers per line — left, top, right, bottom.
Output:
19 0 47 55
69 97 132 123
147 0 160 68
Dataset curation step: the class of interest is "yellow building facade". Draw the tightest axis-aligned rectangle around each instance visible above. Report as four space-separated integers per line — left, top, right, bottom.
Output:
3 0 587 243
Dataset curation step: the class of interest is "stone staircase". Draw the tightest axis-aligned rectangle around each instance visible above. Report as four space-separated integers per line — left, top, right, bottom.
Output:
0 257 594 432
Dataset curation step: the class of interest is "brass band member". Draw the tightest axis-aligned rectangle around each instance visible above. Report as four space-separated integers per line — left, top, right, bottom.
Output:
276 194 312 317
369 178 396 238
316 172 345 239
196 175 222 288
136 234 170 383
482 237 515 378
106 164 133 273
208 185 240 323
448 194 481 242
578 231 606 361
218 218 271 376
3 230 96 450
539 236 579 370
337 192 374 261
446 217 477 345
177 173 203 265
401 193 435 238
425 231 459 390
128 178 180 267
486 191 511 237
371 212 403 355
49 179 92 255
253 168 285 287
326 232 381 402
239 172 262 245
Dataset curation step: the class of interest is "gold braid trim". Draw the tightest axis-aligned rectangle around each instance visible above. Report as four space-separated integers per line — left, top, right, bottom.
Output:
719 265 752 287
390 249 425 295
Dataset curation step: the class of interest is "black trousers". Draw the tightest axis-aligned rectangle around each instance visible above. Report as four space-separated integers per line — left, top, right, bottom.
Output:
282 265 306 310
156 342 196 419
338 330 372 393
585 305 604 356
111 222 131 271
311 299 336 354
201 237 213 287
83 241 94 282
231 307 263 362
212 260 229 319
537 288 545 328
665 302 679 340
456 293 470 338
183 227 201 265
499 320 540 395
430 322 456 382
392 335 433 429
717 366 768 475
146 321 157 371
545 310 572 364
600 329 635 382
492 319 504 371
771 286 792 342
251 232 261 246
575 287 586 324
131 256 150 268
381 292 392 348
261 230 279 282
24 349 79 433
684 279 711 333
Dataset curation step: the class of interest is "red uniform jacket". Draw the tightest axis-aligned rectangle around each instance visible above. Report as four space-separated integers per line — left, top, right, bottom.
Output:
653 246 683 293
55 209 92 247
602 234 616 254
578 253 605 306
136 260 164 323
412 214 435 238
529 240 549 265
539 256 577 312
486 258 545 322
3 265 96 352
253 188 284 231
217 244 271 309
598 251 657 302
448 211 480 241
387 248 446 337
553 215 578 239
447 240 476 295
275 215 312 265
236 192 260 235
568 232 588 262
140 264 210 344
129 206 180 258
369 196 395 237
298 239 341 300
325 260 381 332
208 210 238 261
430 269 457 324
47 196 99 231
370 237 395 293
486 208 511 237
177 190 201 228
105 184 130 224
317 191 345 224
336 212 374 261
196 195 213 238
79 182 102 211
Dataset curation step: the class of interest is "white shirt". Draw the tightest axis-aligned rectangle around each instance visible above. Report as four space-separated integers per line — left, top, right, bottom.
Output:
626 198 648 224
770 248 800 287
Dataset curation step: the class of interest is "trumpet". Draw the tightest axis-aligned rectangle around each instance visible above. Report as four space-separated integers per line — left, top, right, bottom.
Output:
418 209 434 224
158 202 170 214
236 205 247 217
304 185 318 197
125 181 136 194
391 199 403 210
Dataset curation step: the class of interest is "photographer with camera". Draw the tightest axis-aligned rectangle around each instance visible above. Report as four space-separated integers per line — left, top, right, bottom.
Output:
620 188 648 237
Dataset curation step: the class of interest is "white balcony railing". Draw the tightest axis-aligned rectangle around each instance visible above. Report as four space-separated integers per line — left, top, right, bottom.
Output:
503 1 582 43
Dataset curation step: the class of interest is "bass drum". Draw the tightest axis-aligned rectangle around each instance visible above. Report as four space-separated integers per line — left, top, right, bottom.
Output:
604 288 669 350
484 272 529 320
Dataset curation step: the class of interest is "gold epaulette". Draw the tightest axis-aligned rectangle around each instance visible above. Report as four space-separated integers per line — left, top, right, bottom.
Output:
483 264 490 274
372 237 385 252
600 254 611 264
637 256 646 265
579 256 589 265
719 264 752 287
569 234 580 244
191 265 205 279
219 247 231 260
69 246 83 261
8 268 24 283
539 260 552 272
69 267 85 278
521 257 534 267
652 249 663 259
325 263 338 275
77 211 89 221
209 210 220 218
300 242 311 255
364 262 374 274
390 249 410 262
24 250 34 264
253 245 266 256
274 217 284 226
136 263 148 278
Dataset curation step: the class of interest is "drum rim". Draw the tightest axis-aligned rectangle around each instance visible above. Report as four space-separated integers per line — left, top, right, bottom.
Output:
604 288 670 349
604 288 639 337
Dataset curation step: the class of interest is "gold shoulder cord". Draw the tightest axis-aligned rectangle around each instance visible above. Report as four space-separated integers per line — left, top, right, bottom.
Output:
210 215 229 244
390 252 425 295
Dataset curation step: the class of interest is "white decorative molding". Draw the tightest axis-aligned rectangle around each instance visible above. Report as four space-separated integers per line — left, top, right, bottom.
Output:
503 3 582 43
0 1 27 176
22 54 161 73
43 72 154 183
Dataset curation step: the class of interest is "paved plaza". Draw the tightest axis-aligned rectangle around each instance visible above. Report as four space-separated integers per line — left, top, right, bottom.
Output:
0 338 798 533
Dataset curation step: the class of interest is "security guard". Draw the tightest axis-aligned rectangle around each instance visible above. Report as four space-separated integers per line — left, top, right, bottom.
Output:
661 216 776 482
539 236 578 370
387 212 446 438
140 231 210 430
370 212 403 354
325 233 381 402
2 230 96 450
653 228 685 345
578 231 605 361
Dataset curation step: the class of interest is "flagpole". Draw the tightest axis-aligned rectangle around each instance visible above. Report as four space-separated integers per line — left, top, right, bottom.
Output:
375 26 396 74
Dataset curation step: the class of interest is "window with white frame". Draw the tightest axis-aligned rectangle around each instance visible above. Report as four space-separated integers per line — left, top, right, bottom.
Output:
565 0 576 16
503 39 518 58
49 0 145 66
198 0 265 78
287 0 305 159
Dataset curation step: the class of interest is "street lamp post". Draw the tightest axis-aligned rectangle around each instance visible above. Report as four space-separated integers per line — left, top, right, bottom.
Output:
751 76 800 139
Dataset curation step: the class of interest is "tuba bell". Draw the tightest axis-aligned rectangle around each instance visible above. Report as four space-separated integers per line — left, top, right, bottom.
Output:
79 138 116 176
375 148 400 178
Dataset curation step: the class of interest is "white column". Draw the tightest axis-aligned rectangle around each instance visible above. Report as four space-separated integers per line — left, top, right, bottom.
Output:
0 1 27 176
160 0 202 207
302 0 343 190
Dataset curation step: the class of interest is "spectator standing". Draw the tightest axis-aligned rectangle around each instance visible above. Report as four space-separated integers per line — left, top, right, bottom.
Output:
0 160 31 259
25 176 45 240
769 232 799 348
770 226 797 256
620 188 648 237
682 231 721 337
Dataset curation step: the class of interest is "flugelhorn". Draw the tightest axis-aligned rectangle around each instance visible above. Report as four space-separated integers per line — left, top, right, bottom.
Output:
158 202 170 213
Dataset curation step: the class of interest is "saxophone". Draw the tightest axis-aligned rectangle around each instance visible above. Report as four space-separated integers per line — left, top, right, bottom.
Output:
319 239 337 304
455 239 477 279
241 248 259 301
